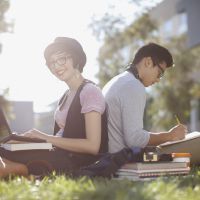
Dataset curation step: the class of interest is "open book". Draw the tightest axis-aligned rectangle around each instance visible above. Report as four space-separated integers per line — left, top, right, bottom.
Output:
158 131 200 165
159 131 200 146
0 133 53 151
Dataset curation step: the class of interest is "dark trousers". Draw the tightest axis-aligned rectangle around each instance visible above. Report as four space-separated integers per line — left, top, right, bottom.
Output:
0 147 97 175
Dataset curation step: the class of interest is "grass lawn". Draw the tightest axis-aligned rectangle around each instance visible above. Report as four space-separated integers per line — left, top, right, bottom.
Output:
0 168 200 200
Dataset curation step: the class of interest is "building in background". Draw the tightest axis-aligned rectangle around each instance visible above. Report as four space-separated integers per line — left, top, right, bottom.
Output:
150 0 200 131
34 101 57 135
9 101 34 133
150 0 200 48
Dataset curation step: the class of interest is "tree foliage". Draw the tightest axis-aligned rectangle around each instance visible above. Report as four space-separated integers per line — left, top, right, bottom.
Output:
90 3 200 130
0 0 12 33
94 13 158 87
148 35 200 130
0 91 11 116
0 0 12 111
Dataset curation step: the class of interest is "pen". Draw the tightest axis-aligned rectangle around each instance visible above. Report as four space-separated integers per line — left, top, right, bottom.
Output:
175 115 180 124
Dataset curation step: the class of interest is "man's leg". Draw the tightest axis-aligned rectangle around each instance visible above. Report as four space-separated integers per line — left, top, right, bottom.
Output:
0 156 28 178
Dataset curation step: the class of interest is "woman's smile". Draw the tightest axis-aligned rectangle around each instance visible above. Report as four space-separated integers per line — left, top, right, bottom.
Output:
56 69 65 76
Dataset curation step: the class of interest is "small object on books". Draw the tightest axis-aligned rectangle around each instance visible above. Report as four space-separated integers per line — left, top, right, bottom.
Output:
143 151 158 162
143 146 172 162
172 153 191 165
143 146 159 162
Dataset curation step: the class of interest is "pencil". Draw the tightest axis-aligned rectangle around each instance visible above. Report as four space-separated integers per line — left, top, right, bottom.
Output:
175 115 180 124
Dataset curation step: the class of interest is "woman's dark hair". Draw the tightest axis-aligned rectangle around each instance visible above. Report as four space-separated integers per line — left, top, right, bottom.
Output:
44 37 86 72
130 43 174 68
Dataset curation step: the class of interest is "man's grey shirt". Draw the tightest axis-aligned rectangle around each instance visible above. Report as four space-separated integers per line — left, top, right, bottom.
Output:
103 71 150 153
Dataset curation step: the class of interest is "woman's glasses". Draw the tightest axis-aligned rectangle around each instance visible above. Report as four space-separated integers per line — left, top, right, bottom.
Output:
47 55 72 69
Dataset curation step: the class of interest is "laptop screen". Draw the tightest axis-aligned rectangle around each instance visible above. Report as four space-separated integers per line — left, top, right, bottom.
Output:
0 107 12 139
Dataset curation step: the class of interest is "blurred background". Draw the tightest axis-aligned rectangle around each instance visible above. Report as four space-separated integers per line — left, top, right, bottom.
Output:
0 0 200 135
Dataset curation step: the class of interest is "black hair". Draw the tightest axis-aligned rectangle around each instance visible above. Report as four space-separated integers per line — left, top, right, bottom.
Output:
130 43 174 68
44 37 86 72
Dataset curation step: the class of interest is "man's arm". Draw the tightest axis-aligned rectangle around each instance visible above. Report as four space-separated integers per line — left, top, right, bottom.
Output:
148 124 187 146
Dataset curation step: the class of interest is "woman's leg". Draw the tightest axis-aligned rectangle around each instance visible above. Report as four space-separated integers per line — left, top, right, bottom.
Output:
0 156 28 178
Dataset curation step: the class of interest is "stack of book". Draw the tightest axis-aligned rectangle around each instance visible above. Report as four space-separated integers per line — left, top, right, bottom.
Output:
115 161 190 181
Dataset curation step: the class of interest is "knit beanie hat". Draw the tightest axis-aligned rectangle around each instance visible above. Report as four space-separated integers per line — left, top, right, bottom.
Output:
44 37 86 72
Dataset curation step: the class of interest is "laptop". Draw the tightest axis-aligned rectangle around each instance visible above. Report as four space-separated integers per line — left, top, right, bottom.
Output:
0 107 46 144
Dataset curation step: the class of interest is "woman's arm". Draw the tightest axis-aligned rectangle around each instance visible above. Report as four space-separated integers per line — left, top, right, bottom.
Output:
23 111 102 155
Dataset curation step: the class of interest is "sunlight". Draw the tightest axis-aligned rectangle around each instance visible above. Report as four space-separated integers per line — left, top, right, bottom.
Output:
0 0 140 112
0 0 107 111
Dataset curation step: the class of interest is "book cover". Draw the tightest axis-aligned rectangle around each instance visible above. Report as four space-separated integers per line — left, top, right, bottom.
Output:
1 142 53 151
121 161 188 171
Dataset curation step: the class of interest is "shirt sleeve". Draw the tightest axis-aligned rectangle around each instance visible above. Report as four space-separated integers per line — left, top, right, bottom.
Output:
120 82 150 148
80 83 106 114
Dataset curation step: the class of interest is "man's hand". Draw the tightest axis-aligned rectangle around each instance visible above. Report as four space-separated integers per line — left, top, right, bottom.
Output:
168 124 187 141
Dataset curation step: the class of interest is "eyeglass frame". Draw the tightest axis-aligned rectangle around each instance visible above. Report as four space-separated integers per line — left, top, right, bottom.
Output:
152 59 165 79
46 54 72 69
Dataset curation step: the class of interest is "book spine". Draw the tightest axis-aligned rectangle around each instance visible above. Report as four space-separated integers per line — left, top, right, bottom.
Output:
121 162 187 170
116 170 190 178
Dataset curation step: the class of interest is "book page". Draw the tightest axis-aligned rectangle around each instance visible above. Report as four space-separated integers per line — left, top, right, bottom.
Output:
159 131 200 146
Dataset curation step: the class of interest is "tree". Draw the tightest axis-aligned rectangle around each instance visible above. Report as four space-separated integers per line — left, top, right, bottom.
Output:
0 0 13 53
90 3 200 130
0 0 12 33
93 13 158 87
0 88 12 113
148 36 200 130
0 0 13 113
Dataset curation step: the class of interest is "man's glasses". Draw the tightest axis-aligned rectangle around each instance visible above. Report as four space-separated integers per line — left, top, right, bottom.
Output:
47 55 72 69
153 61 165 79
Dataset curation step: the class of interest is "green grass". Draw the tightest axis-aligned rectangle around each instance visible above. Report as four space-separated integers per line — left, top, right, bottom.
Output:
1 168 200 200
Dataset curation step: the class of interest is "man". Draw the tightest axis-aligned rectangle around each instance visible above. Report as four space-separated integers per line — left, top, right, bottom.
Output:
103 43 187 153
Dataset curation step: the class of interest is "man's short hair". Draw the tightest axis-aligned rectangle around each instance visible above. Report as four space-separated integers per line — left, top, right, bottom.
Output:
131 43 174 68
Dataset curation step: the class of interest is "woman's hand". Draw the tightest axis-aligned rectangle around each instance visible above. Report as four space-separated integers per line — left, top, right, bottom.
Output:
23 129 48 140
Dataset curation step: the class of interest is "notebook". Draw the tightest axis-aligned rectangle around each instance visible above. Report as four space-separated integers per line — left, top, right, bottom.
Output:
0 107 53 151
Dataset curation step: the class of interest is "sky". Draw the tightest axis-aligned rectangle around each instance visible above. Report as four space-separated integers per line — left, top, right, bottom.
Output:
0 0 161 112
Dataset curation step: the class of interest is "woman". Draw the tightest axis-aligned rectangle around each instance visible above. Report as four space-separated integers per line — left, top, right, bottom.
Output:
0 37 108 177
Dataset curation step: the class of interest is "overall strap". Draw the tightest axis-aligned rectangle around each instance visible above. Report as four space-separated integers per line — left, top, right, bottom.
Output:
53 79 94 135
78 79 95 91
